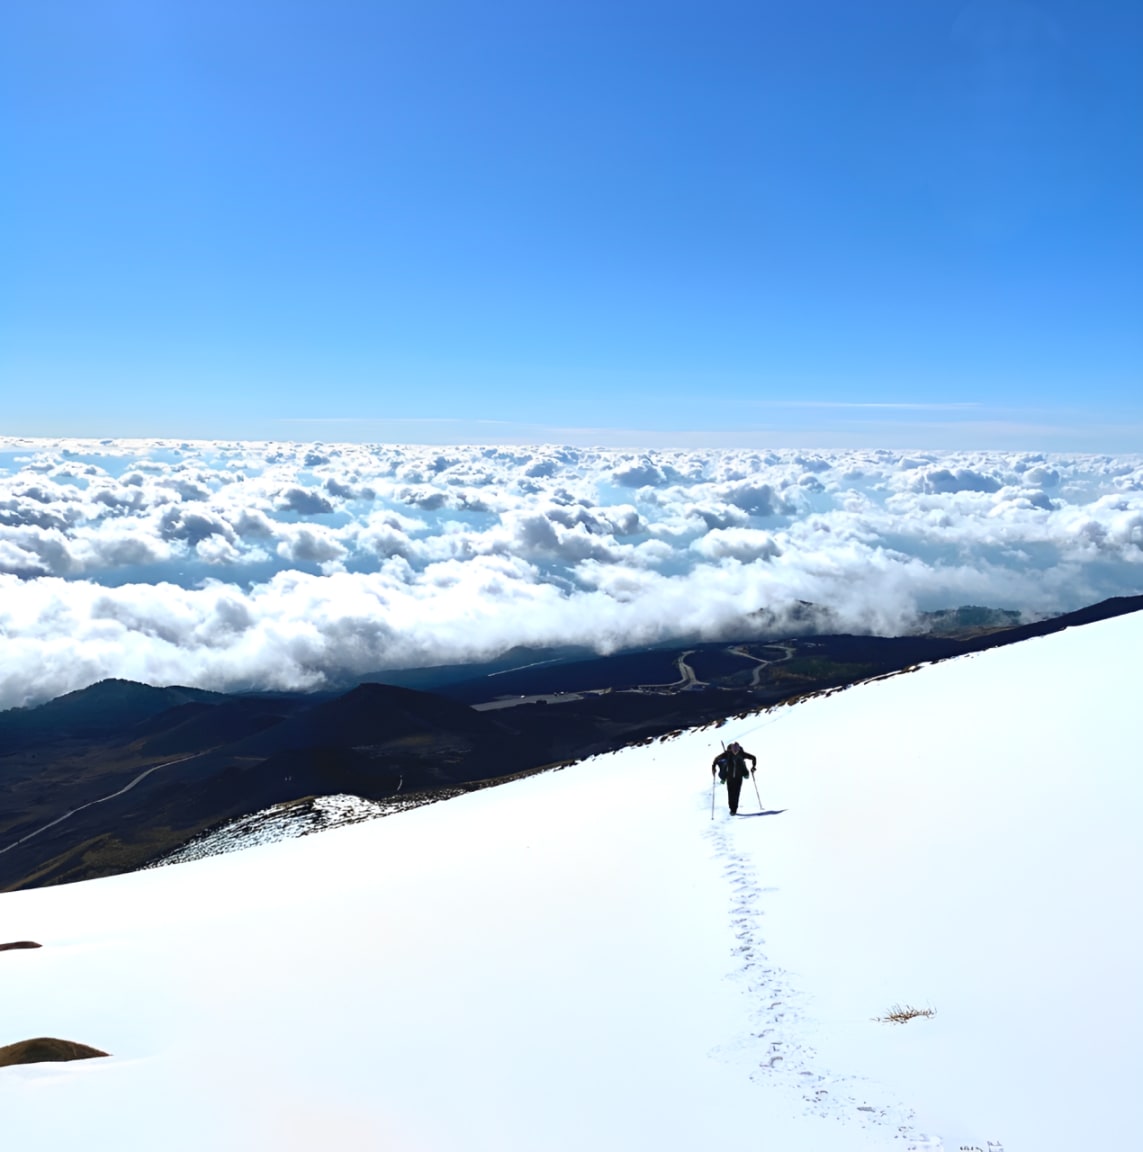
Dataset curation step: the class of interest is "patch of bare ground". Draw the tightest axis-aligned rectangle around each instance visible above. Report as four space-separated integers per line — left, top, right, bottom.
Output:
0 1038 109 1067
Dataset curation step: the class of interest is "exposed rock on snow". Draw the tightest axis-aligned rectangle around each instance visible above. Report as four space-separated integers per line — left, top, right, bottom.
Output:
149 795 394 866
147 791 456 868
148 763 570 870
0 1039 108 1068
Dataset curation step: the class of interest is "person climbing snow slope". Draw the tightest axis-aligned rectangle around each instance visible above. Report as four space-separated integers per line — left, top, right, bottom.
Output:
711 741 757 815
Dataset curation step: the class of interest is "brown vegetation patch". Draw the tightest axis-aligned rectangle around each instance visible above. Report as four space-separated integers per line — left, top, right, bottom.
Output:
0 1037 109 1067
0 941 42 952
874 1003 936 1025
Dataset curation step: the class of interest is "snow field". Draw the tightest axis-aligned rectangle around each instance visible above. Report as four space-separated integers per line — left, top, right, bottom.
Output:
2 609 1141 1149
727 611 1143 1149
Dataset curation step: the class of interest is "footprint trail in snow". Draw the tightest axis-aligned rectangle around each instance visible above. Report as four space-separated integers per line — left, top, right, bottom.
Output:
705 802 948 1151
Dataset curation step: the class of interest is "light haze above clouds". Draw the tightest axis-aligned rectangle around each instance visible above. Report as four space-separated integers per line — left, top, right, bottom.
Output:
1 438 1140 710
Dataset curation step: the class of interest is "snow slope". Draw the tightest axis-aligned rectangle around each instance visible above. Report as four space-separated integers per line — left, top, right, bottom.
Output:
2 611 1140 1150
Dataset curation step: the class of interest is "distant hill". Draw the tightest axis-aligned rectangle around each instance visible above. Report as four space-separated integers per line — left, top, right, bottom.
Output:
0 679 227 748
917 605 1025 636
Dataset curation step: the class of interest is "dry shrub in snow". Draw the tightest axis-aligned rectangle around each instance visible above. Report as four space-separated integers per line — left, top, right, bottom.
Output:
874 1004 936 1025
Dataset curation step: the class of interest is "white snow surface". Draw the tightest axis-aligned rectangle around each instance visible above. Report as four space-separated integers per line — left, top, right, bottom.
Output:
2 611 1141 1150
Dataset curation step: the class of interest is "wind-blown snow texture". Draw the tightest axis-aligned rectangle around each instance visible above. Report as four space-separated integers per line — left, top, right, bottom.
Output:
2 610 1138 1149
2 436 1142 709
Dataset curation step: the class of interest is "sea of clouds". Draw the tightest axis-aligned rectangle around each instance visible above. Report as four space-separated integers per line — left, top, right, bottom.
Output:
1 437 1141 710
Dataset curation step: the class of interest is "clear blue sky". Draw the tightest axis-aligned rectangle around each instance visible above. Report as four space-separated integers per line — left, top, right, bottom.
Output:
2 1 1140 449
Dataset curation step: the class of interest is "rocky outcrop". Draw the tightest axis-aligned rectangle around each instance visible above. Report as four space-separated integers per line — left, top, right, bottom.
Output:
0 1038 108 1067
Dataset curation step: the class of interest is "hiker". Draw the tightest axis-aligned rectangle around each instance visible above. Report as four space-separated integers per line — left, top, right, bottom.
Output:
711 741 757 815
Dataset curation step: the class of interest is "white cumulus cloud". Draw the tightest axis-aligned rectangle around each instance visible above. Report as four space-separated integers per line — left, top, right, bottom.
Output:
0 437 1140 708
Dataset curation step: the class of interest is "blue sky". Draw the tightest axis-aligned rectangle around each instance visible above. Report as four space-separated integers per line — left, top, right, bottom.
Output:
2 1 1140 449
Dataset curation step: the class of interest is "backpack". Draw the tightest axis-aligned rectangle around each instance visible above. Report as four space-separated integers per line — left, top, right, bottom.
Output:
714 752 732 783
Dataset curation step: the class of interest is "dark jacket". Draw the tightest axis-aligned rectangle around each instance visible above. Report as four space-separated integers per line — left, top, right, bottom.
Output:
712 747 756 781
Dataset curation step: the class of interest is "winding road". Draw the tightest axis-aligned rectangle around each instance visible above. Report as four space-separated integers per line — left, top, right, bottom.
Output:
0 753 204 856
729 643 796 686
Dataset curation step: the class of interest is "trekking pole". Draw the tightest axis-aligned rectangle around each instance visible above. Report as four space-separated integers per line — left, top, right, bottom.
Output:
712 738 727 820
711 740 726 820
751 769 763 813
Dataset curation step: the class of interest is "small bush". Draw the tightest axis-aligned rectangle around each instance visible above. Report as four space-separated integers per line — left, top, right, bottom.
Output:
874 1003 936 1025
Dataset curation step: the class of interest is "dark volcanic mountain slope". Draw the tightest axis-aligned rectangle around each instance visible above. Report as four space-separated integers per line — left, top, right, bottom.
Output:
154 683 525 805
960 592 1143 648
0 683 537 891
128 698 301 758
228 682 499 760
0 680 228 749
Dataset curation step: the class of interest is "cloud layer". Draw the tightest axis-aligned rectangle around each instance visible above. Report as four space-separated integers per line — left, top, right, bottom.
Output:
1 438 1141 709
